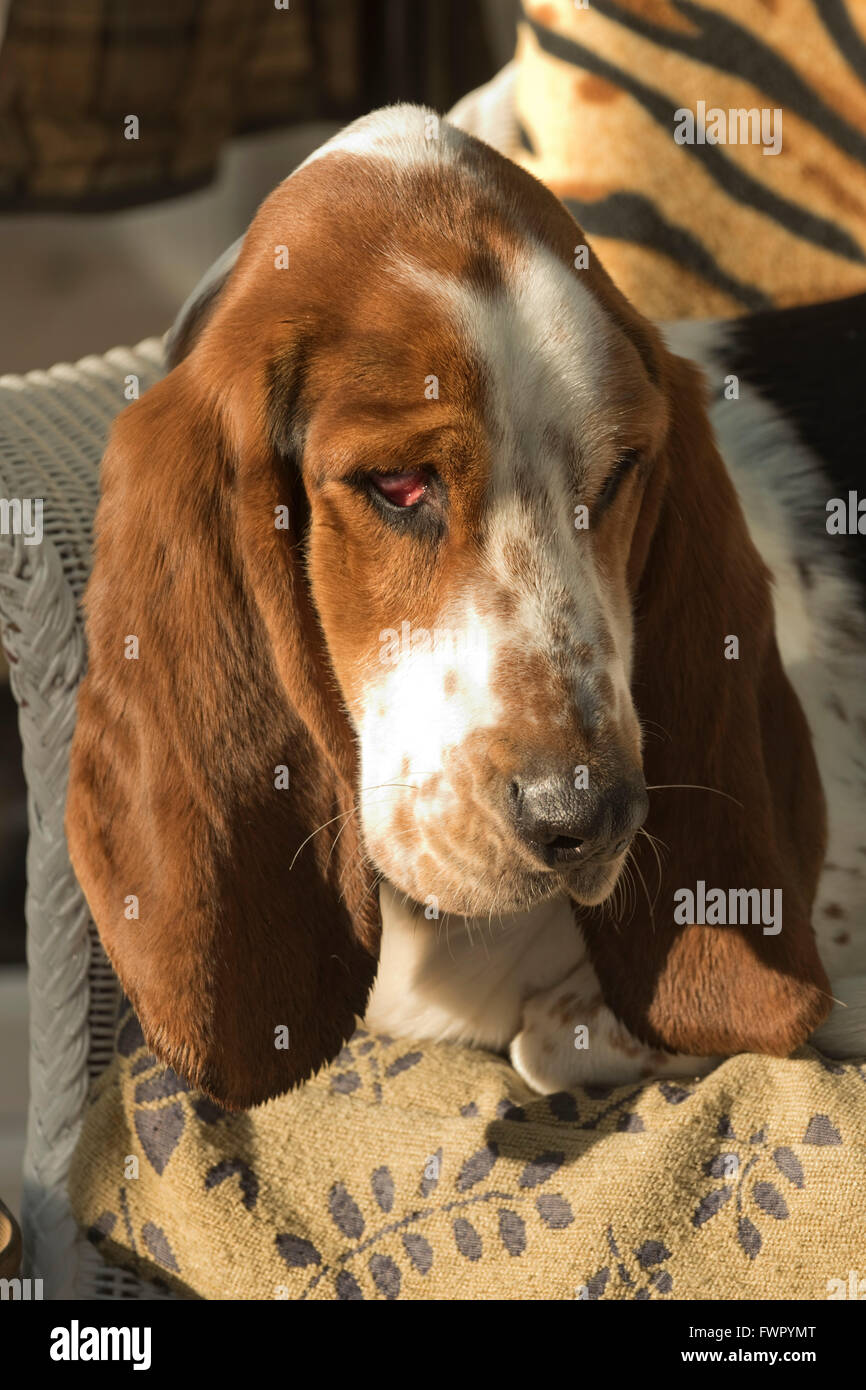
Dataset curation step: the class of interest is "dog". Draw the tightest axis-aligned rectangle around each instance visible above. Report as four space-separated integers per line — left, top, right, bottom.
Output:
66 107 866 1110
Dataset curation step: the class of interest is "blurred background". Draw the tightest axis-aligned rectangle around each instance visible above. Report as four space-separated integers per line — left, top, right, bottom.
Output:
1 0 865 1223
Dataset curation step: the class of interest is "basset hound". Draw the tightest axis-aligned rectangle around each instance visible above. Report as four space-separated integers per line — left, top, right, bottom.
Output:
66 107 866 1110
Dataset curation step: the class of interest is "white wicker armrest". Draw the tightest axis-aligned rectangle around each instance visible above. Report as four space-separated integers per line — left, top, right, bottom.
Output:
0 339 173 1299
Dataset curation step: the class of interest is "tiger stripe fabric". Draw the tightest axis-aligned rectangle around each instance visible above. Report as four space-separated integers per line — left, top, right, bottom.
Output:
514 0 866 318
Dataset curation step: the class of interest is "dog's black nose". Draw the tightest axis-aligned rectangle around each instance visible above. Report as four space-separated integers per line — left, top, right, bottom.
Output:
509 770 648 866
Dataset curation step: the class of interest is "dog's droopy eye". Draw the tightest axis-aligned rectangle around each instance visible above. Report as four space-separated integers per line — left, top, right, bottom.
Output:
369 470 429 508
595 451 640 516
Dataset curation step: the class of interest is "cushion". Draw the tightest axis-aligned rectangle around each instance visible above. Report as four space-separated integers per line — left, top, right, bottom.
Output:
509 1 866 318
69 996 866 1300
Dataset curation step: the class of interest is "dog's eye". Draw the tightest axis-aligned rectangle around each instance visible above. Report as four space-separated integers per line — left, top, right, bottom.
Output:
369 470 429 508
596 451 640 515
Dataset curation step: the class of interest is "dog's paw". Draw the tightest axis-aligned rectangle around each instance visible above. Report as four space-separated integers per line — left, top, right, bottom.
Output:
509 972 716 1094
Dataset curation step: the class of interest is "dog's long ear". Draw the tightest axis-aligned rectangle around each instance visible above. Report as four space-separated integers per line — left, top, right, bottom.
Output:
66 347 380 1110
581 353 832 1059
163 236 244 369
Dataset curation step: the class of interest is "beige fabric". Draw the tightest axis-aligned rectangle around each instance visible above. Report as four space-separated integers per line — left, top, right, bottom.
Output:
512 0 866 319
69 997 866 1300
0 0 358 209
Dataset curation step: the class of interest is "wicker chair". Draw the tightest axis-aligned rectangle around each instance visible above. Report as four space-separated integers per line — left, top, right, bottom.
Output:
0 339 176 1298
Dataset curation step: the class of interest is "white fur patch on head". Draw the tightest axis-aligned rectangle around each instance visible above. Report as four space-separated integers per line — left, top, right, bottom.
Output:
354 238 643 915
293 103 464 177
463 240 639 698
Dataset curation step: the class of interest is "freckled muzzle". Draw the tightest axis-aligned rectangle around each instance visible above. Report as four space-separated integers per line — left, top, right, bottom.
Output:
356 716 649 917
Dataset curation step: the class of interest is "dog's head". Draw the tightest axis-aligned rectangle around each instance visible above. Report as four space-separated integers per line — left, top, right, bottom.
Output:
67 107 830 1107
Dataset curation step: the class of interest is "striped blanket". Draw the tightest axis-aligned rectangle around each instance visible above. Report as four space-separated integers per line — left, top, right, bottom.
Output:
513 0 866 318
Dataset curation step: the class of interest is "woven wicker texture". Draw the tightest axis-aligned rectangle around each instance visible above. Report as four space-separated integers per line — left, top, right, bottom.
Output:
0 339 172 1299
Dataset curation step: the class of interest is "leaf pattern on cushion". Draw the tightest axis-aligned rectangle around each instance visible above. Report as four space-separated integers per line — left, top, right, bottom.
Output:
328 1183 365 1239
385 1052 423 1078
547 1091 580 1122
693 1187 733 1226
496 1098 527 1122
518 1151 564 1188
752 1182 789 1220
134 1068 190 1104
335 1271 363 1301
581 1225 675 1299
324 1032 425 1102
694 1118 819 1260
635 1240 670 1268
141 1221 180 1272
658 1082 692 1105
803 1114 842 1146
369 1253 401 1297
192 1096 229 1125
402 1232 433 1274
456 1144 498 1191
536 1193 574 1229
772 1147 804 1189
737 1216 762 1259
204 1158 259 1212
371 1166 395 1213
453 1217 483 1261
86 1211 117 1245
498 1208 526 1256
117 1011 146 1058
270 1141 630 1298
331 1071 361 1095
275 1234 321 1269
134 1104 185 1176
96 1006 858 1301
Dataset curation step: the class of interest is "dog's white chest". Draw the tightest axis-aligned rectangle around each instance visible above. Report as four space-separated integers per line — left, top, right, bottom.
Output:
366 883 585 1053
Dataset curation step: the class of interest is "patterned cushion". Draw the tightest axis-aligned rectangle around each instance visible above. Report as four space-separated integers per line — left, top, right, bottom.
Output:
68 996 866 1300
